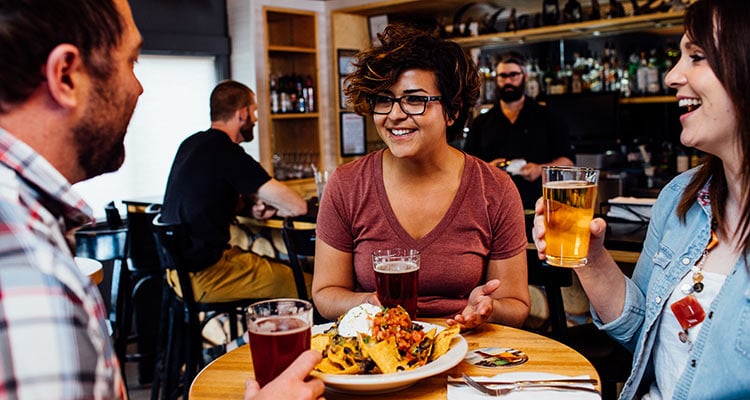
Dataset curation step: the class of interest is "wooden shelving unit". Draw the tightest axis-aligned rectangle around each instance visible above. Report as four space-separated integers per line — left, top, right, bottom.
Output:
262 7 321 195
451 11 685 49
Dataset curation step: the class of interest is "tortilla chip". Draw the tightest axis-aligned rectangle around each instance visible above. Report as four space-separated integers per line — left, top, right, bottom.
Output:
430 325 460 361
327 342 359 369
359 334 401 374
315 358 360 374
311 334 330 353
425 327 437 340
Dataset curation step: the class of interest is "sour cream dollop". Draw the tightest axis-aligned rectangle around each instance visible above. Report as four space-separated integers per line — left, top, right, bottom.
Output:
336 303 383 337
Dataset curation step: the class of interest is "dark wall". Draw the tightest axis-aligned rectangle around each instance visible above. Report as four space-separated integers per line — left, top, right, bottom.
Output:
130 0 229 56
129 0 230 78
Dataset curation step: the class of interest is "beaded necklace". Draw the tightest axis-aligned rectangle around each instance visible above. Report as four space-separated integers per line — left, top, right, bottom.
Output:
670 224 719 345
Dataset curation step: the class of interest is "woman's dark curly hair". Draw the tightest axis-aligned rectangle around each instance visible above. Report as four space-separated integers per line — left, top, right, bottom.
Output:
343 24 480 141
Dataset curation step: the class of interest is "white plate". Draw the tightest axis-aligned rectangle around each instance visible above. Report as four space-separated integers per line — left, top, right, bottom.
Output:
312 321 468 394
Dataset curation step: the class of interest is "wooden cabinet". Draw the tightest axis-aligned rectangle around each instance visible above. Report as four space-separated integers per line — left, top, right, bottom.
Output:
261 8 320 197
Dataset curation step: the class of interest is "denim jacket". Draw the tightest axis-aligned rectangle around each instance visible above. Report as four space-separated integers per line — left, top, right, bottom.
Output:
593 169 750 399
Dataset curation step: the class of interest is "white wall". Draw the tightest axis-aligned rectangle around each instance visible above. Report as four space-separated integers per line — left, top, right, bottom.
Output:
73 54 218 218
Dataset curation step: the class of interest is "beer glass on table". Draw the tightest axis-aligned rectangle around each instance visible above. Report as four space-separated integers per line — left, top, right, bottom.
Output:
245 299 313 387
542 166 600 268
372 248 420 317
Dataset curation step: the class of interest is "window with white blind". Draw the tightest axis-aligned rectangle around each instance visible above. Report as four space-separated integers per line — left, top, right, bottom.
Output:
73 54 219 218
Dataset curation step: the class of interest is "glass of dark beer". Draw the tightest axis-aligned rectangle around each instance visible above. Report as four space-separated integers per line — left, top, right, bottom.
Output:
372 248 420 318
245 299 313 387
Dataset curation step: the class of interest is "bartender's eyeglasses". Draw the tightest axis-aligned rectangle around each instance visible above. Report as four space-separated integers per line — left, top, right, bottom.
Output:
497 71 524 80
369 95 443 115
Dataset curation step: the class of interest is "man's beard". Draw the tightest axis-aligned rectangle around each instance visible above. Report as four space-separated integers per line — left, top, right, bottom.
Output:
498 81 525 103
73 77 136 180
240 120 255 142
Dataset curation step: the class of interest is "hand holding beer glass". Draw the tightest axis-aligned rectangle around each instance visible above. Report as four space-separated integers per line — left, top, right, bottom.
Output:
372 248 420 317
246 299 313 387
542 166 600 268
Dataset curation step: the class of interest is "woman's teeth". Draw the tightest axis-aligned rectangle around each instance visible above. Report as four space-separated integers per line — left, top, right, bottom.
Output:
391 129 414 136
678 98 702 113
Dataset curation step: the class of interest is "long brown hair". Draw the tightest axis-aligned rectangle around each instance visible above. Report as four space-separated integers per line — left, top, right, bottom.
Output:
676 0 750 253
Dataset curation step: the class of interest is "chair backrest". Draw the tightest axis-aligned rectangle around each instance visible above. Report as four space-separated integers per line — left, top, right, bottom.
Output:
281 217 315 300
127 203 162 271
527 249 573 339
150 213 199 312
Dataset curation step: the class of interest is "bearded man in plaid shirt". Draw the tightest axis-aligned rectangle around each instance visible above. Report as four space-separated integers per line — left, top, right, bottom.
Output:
0 0 143 397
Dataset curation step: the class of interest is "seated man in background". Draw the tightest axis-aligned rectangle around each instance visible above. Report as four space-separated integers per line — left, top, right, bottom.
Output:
161 80 308 303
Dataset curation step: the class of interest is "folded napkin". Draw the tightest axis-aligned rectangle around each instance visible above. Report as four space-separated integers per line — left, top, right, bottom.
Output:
505 159 526 175
447 372 600 400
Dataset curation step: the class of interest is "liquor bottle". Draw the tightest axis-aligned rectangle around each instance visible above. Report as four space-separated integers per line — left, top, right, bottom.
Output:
589 0 602 20
608 0 625 18
506 8 518 32
542 0 560 26
295 80 306 113
304 75 315 112
481 55 496 104
270 73 279 114
646 49 661 94
562 0 583 23
636 52 649 95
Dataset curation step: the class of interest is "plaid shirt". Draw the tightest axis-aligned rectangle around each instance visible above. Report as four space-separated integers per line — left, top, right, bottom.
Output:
0 128 125 399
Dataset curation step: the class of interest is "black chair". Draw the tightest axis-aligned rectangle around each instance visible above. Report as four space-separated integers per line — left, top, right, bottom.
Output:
280 216 331 325
150 214 256 400
280 216 316 300
111 203 163 387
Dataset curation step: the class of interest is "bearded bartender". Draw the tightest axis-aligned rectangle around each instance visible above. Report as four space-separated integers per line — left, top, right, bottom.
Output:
464 51 575 210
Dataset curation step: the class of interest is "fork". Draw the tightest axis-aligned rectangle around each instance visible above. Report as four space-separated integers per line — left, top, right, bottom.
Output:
461 373 601 396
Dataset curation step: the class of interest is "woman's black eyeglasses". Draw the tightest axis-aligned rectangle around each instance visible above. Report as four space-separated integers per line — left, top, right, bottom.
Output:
368 95 442 115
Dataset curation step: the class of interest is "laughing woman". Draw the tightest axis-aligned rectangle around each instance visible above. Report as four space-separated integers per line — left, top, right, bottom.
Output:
312 24 530 330
531 0 750 398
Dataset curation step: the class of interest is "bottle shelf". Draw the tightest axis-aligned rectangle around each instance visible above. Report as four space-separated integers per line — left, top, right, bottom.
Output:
619 95 676 104
451 10 685 49
268 45 317 54
270 112 320 120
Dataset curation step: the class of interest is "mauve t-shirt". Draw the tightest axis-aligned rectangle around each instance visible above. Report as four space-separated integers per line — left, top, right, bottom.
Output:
316 150 526 317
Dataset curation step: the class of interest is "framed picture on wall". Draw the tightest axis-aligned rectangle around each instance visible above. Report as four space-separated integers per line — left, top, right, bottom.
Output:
368 14 389 45
338 49 357 75
338 49 358 110
340 112 366 157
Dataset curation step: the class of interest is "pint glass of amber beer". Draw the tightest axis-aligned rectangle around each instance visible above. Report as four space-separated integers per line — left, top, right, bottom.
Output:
542 166 600 268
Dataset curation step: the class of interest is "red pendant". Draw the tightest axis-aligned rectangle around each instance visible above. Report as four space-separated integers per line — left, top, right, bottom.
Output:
671 294 706 331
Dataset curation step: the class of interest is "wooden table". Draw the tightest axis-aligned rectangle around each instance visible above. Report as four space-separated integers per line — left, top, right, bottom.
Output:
190 318 600 399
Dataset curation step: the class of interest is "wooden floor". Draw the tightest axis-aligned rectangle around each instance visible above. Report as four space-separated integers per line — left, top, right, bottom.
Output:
125 357 152 400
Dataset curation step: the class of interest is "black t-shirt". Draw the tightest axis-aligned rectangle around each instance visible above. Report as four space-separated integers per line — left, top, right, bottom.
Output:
162 129 271 271
464 98 575 209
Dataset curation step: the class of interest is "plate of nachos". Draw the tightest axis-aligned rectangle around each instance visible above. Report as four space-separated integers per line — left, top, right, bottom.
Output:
310 304 467 394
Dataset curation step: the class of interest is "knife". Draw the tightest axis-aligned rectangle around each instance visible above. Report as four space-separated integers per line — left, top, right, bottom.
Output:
447 376 598 386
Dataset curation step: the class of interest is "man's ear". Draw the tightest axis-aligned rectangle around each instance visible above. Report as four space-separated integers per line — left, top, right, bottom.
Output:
44 44 85 109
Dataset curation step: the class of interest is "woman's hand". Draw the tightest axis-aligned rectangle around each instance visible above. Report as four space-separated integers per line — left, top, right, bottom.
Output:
532 197 609 262
446 279 501 330
243 350 325 400
531 197 548 261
